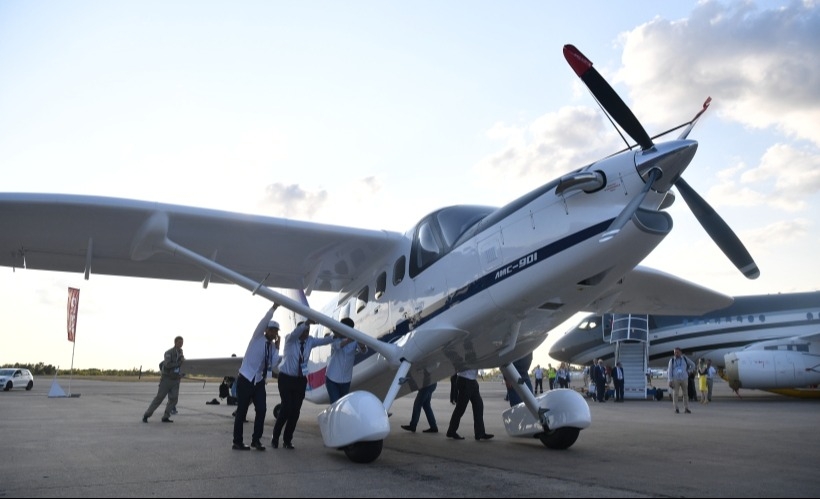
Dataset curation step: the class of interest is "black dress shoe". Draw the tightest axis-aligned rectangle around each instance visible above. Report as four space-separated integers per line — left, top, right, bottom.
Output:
475 433 494 441
422 428 438 433
446 431 465 440
142 416 148 423
401 425 416 432
283 442 295 449
270 439 279 449
250 441 266 451
161 418 173 423
232 443 250 451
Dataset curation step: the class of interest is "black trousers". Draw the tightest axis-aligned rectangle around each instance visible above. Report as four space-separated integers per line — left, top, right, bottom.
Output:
613 379 624 401
272 372 307 444
233 374 267 445
447 377 486 437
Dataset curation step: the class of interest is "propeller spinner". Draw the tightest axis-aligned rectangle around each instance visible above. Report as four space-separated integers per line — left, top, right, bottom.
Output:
563 44 759 279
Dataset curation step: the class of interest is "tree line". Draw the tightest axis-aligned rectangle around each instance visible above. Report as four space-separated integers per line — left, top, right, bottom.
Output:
1 362 150 376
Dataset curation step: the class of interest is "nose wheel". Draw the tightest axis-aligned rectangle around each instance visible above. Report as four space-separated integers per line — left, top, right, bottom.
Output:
342 440 383 463
538 426 580 449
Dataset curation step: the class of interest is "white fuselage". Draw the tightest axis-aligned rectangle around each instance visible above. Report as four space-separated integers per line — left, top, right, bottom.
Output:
303 148 680 402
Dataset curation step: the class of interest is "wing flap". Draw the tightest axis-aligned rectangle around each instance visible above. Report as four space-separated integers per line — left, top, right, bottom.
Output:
0 193 404 292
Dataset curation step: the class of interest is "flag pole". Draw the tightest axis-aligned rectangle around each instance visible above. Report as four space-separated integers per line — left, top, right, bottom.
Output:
69 335 76 397
67 287 80 398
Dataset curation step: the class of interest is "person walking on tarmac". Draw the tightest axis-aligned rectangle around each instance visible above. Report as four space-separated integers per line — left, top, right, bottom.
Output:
143 336 184 423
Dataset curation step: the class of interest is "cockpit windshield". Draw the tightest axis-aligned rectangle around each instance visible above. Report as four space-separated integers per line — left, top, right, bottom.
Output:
409 205 494 278
436 206 494 248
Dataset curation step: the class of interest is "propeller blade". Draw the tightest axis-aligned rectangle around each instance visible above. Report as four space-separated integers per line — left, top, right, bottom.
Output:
563 44 654 150
600 169 661 242
675 177 760 279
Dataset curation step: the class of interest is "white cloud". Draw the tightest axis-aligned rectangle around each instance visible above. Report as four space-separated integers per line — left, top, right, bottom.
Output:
743 217 812 250
260 183 328 219
617 1 820 146
709 143 820 211
475 106 622 188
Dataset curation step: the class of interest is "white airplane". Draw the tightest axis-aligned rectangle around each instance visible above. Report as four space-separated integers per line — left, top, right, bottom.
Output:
549 291 820 397
0 45 758 463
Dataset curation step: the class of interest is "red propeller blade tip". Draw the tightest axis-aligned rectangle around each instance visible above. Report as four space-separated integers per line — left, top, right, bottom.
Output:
563 44 592 77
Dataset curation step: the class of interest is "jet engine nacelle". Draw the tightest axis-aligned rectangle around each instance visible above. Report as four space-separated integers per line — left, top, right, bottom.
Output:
724 350 820 391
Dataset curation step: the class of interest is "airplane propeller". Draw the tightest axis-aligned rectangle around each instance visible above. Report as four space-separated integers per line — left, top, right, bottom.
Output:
563 44 759 280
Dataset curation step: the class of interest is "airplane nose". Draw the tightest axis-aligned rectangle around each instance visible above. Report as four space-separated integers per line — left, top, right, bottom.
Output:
549 330 586 362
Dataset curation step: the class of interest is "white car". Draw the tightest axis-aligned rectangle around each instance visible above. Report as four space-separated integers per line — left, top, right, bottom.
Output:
0 368 34 391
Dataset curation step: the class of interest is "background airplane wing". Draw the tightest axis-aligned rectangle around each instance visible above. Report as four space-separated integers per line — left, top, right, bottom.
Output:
0 193 404 292
584 265 733 315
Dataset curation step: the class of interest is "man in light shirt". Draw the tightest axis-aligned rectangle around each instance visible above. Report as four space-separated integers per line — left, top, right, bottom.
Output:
325 318 366 403
232 305 281 451
667 347 696 414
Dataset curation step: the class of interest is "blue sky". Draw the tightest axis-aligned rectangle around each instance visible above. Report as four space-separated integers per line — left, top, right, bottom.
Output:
1 1 818 370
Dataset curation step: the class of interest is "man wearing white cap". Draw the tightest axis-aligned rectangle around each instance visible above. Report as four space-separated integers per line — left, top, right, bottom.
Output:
232 304 281 451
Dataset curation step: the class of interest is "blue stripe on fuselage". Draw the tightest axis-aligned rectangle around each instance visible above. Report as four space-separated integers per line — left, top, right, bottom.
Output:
344 219 612 367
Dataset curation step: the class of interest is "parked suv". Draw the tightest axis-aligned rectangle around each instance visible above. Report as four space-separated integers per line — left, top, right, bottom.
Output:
0 368 34 391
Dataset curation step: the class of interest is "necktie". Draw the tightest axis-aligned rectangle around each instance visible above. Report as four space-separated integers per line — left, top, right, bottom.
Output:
264 341 271 380
298 340 306 377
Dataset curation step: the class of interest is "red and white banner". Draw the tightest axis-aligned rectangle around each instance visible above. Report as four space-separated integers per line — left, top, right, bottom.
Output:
67 287 80 343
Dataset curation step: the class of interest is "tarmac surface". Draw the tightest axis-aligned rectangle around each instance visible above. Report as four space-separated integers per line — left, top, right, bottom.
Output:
1 376 818 498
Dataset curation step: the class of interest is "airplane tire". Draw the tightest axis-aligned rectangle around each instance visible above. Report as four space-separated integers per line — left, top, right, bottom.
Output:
26 381 33 391
538 427 580 450
343 440 383 463
272 403 281 419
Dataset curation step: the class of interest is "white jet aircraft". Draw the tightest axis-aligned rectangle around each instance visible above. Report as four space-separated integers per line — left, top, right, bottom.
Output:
549 291 820 397
0 45 758 462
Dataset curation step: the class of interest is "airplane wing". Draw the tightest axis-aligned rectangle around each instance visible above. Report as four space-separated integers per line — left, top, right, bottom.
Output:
584 265 733 315
0 193 404 292
793 331 820 343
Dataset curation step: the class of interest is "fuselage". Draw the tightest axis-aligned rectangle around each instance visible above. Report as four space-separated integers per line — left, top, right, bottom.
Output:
548 292 820 368
301 142 699 402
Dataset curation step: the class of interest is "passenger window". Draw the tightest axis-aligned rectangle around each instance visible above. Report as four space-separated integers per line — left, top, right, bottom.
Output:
356 286 369 314
393 256 406 285
375 272 387 299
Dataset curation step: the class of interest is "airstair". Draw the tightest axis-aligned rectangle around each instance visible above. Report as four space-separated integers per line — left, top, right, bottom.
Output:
604 314 651 400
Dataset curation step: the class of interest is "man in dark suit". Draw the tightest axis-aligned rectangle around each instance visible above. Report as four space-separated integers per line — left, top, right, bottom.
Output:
612 362 625 402
593 359 607 403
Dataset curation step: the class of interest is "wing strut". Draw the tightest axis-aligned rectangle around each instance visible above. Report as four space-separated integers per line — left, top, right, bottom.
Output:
129 212 402 365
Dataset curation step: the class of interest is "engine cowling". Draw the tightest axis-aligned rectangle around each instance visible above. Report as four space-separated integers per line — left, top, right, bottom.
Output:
724 350 820 391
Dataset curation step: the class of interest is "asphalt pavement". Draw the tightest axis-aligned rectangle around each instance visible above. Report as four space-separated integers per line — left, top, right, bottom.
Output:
1 377 818 497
